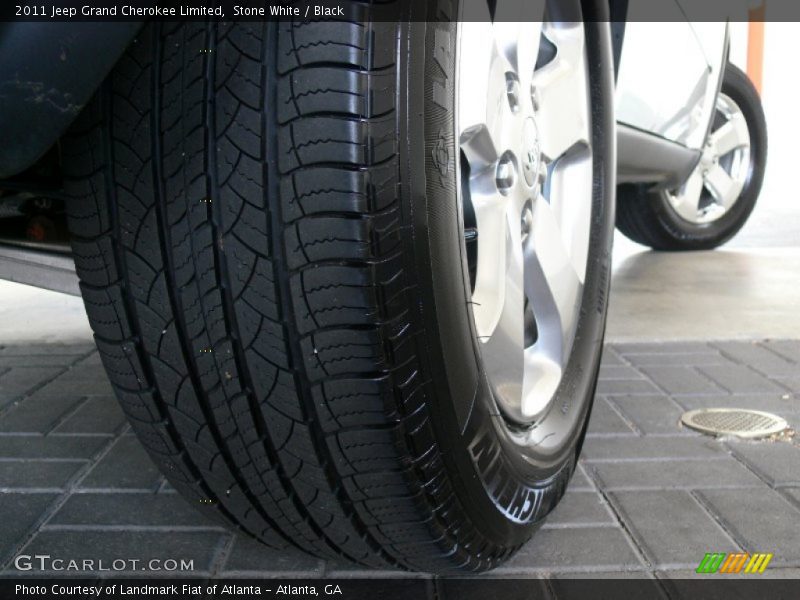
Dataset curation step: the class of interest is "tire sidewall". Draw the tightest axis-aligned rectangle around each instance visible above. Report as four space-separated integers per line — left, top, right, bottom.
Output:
400 1 615 547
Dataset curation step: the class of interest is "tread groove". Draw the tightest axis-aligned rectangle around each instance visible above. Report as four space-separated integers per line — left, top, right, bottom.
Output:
149 23 286 544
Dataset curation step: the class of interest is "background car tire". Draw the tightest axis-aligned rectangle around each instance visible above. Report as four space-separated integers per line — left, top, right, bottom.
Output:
61 2 614 573
616 63 768 251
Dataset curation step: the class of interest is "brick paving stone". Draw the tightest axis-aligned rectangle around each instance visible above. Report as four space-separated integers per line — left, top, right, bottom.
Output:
0 344 94 357
550 571 656 579
0 338 799 579
63 363 110 381
596 379 662 396
0 396 85 433
599 365 644 380
79 436 162 491
608 396 686 435
2 396 20 415
220 535 324 575
569 463 595 491
640 367 724 396
35 365 114 397
695 488 800 565
545 491 615 526
496 527 644 572
582 436 728 462
0 493 58 564
622 352 732 368
726 441 800 488
765 340 800 364
658 568 800 580
781 488 800 510
50 493 218 528
613 342 716 355
0 460 85 490
608 490 738 568
158 480 177 494
698 364 788 395
590 458 764 491
71 351 103 366
0 355 82 368
0 436 106 460
321 566 426 579
712 341 799 377
600 349 625 366
586 397 637 436
0 367 63 402
772 377 800 395
52 396 126 435
10 530 225 574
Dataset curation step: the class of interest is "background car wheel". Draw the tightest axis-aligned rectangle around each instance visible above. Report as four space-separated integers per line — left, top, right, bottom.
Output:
616 63 768 251
62 1 614 573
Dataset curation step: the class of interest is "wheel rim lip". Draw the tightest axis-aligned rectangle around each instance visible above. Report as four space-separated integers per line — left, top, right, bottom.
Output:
454 14 594 428
666 92 752 225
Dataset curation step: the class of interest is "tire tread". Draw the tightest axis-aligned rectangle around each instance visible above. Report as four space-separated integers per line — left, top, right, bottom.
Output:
64 14 513 571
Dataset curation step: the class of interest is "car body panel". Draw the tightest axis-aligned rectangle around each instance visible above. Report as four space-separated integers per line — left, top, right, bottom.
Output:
0 10 727 178
0 10 738 294
0 22 142 178
616 21 728 150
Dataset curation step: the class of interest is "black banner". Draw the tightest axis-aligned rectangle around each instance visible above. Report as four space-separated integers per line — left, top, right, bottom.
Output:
3 578 800 600
0 0 793 23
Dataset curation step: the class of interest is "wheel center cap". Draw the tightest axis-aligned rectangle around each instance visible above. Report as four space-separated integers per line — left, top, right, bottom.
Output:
521 117 541 187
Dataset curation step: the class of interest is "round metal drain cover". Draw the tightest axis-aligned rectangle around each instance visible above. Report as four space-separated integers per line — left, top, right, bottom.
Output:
681 408 788 439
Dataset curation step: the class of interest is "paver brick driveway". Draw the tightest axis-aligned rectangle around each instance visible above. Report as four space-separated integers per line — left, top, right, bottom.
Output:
1 340 800 579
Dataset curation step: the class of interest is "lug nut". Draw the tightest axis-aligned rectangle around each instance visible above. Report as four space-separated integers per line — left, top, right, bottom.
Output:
531 85 541 112
521 206 533 238
496 152 517 195
506 73 521 114
538 161 548 185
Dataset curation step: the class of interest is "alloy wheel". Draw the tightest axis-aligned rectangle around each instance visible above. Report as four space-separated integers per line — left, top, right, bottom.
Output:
456 1 594 425
667 93 752 224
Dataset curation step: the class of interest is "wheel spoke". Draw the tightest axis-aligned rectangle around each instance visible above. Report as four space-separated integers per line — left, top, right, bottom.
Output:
669 169 705 221
709 114 749 157
546 147 593 281
460 123 500 172
521 351 563 420
480 207 526 404
457 2 508 139
492 1 546 93
523 199 583 367
470 168 510 338
704 163 742 208
532 22 590 162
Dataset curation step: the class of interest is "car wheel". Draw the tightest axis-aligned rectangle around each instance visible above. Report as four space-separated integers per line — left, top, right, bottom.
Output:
62 1 615 573
616 63 768 251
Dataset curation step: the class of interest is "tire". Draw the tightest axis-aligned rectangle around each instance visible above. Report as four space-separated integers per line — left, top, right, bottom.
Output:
62 3 614 573
616 63 768 251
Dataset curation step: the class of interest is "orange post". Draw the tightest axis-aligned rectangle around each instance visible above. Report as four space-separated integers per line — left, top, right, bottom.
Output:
747 3 766 95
